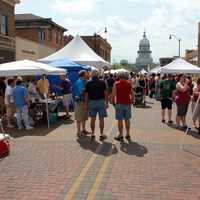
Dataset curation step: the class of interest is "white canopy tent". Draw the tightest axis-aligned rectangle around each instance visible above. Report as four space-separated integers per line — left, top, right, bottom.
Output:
0 60 66 129
149 66 161 74
0 60 66 77
160 58 200 74
40 35 110 69
139 69 148 75
104 68 129 74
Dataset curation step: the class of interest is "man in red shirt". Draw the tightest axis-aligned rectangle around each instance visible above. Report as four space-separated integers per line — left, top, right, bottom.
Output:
112 72 134 142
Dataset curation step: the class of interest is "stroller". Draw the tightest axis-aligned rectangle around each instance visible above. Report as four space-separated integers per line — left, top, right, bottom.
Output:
134 86 146 106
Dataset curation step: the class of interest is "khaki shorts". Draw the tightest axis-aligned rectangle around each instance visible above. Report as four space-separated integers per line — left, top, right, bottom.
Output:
75 101 88 121
63 94 72 107
6 104 15 118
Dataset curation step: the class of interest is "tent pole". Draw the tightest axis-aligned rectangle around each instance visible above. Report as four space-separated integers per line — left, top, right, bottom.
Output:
180 94 200 149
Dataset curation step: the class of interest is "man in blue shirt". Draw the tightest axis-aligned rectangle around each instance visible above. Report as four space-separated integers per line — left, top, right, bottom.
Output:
13 79 33 130
74 70 90 137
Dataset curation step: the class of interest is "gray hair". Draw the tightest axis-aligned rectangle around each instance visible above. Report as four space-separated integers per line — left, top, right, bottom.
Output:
91 69 99 77
118 71 128 79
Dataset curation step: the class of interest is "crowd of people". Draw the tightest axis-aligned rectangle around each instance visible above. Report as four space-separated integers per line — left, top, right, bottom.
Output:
0 69 200 139
0 74 73 130
74 70 200 143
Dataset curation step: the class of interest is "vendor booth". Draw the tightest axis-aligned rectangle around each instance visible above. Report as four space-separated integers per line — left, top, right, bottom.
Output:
160 58 200 74
0 59 67 128
48 59 90 96
39 35 110 69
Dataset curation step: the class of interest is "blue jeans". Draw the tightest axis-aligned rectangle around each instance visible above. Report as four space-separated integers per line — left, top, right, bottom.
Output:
16 105 30 129
115 104 132 120
88 100 107 119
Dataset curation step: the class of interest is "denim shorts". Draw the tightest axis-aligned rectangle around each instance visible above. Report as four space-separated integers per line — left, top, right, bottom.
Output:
88 100 107 119
115 104 132 120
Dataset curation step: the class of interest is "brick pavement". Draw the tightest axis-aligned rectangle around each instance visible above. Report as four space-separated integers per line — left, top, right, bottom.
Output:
0 99 200 200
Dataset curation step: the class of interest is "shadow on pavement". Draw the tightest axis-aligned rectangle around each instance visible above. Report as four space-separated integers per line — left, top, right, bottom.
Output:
6 117 74 138
120 141 148 157
183 148 200 158
188 129 200 140
133 105 152 109
167 123 200 140
77 136 118 157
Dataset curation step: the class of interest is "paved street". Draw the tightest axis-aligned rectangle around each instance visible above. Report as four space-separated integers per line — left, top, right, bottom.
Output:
1 99 200 200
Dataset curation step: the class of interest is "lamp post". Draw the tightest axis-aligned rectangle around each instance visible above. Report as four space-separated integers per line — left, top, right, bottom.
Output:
169 34 181 58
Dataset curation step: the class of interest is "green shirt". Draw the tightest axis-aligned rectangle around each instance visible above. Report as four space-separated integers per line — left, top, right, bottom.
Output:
159 80 176 99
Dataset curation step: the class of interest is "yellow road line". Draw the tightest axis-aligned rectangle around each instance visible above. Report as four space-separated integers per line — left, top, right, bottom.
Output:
86 139 117 200
64 121 116 200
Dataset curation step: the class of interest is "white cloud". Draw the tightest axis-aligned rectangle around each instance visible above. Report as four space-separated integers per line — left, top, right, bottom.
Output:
53 0 200 62
53 0 96 15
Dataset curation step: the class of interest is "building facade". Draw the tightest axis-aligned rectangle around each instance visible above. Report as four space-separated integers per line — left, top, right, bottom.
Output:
15 14 67 60
198 22 200 66
185 49 198 66
0 0 19 64
159 57 174 67
64 35 112 62
135 32 153 71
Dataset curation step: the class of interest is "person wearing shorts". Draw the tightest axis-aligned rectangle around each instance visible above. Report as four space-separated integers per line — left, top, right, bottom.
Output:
74 70 89 137
112 71 133 142
159 74 176 123
4 78 15 128
85 70 108 141
59 74 72 119
175 74 190 128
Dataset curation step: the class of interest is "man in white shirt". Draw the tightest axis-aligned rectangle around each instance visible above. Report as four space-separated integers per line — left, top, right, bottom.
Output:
4 79 15 128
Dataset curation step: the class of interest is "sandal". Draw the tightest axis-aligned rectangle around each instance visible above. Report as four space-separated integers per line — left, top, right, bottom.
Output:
91 135 95 141
125 135 131 142
100 135 107 141
82 130 91 136
114 135 124 142
77 132 83 138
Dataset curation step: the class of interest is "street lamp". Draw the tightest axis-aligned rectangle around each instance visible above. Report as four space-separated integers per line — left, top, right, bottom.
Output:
169 34 181 58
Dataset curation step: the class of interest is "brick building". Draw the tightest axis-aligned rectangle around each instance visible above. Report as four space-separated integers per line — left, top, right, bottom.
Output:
0 0 19 64
159 57 174 67
198 22 200 66
15 14 67 60
185 49 198 66
64 34 112 62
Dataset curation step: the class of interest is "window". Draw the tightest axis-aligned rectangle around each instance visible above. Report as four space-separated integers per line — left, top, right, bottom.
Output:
48 29 52 41
56 31 59 44
59 32 63 44
1 15 8 35
39 29 45 41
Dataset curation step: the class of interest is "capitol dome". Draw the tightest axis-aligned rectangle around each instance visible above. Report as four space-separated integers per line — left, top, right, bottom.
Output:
135 31 153 71
139 32 150 48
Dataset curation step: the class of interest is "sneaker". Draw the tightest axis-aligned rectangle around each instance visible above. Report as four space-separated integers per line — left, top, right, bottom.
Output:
25 126 34 130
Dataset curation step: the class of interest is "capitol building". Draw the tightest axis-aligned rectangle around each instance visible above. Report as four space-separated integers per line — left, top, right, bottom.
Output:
135 32 153 71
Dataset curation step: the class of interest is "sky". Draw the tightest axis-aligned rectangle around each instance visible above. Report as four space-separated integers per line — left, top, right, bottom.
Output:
16 0 200 63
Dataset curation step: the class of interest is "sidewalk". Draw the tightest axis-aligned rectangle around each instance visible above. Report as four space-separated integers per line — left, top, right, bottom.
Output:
0 99 200 200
